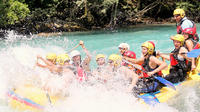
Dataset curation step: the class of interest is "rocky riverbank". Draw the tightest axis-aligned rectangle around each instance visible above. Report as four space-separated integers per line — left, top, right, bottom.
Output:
0 17 183 38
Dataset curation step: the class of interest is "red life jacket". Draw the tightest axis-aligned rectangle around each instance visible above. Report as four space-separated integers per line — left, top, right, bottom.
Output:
170 54 178 66
141 67 162 78
193 43 200 49
77 65 87 81
170 48 189 68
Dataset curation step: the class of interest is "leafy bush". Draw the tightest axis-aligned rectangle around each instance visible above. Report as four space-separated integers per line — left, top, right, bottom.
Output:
0 0 30 26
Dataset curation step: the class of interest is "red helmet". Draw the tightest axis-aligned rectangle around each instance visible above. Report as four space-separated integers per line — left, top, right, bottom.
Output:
183 28 196 36
148 41 155 49
123 51 136 59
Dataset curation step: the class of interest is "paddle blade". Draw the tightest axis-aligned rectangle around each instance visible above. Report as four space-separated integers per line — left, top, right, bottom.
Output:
154 76 176 90
187 49 200 58
138 94 160 106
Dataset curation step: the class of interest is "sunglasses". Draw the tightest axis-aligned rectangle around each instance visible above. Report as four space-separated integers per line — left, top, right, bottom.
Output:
57 60 70 65
119 47 125 50
174 14 180 18
108 60 114 64
64 60 70 63
97 58 105 61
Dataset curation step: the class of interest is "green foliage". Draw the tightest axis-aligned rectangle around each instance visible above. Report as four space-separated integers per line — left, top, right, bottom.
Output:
176 2 195 11
97 0 119 15
7 0 30 24
176 1 198 18
102 0 118 7
0 0 30 26
75 0 84 9
1 0 200 32
17 0 25 3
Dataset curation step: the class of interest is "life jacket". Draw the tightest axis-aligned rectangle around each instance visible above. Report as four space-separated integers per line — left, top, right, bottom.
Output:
141 55 162 78
77 65 87 81
72 61 88 82
122 51 136 70
184 38 200 50
177 18 199 42
170 48 190 71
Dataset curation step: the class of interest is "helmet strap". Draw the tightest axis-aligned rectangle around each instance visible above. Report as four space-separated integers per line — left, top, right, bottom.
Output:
122 51 126 56
144 52 148 57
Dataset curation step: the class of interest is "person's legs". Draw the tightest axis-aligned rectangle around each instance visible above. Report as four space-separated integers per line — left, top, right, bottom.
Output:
133 78 162 94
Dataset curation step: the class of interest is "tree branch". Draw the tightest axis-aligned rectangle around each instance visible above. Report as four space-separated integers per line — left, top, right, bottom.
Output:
134 0 160 18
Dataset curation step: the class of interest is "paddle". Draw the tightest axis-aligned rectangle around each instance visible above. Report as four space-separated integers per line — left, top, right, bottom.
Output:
159 49 200 58
138 93 160 106
154 76 176 90
187 49 200 58
122 59 176 90
66 44 80 53
46 92 52 106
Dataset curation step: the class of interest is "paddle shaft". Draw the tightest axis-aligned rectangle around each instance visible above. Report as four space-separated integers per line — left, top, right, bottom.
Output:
122 59 146 73
123 59 176 90
66 44 80 53
160 52 186 54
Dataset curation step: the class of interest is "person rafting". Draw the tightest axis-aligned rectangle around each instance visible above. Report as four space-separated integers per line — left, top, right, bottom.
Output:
124 41 167 94
43 53 74 96
173 8 199 41
36 53 74 75
55 54 75 74
182 28 200 70
103 54 138 87
118 43 136 70
36 53 57 73
95 54 106 72
92 54 107 83
157 34 191 83
70 40 91 81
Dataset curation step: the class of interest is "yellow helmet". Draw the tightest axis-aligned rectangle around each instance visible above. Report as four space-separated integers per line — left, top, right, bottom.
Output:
141 41 155 55
108 54 122 66
56 54 70 65
96 54 105 61
170 34 185 46
173 9 185 18
46 53 57 62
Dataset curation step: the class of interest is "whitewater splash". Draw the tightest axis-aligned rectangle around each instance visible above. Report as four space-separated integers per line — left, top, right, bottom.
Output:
0 31 198 112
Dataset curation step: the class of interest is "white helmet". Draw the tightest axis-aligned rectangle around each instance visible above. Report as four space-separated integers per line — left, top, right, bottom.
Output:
118 43 130 50
70 50 81 58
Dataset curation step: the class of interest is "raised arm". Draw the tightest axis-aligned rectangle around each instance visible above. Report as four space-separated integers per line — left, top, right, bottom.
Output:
185 41 196 70
36 57 47 68
37 55 55 66
123 56 144 65
157 51 170 61
80 40 91 64
36 55 48 68
179 47 192 62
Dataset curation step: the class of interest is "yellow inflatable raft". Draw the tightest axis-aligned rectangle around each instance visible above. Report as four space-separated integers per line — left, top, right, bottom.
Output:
7 57 200 110
7 85 59 112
